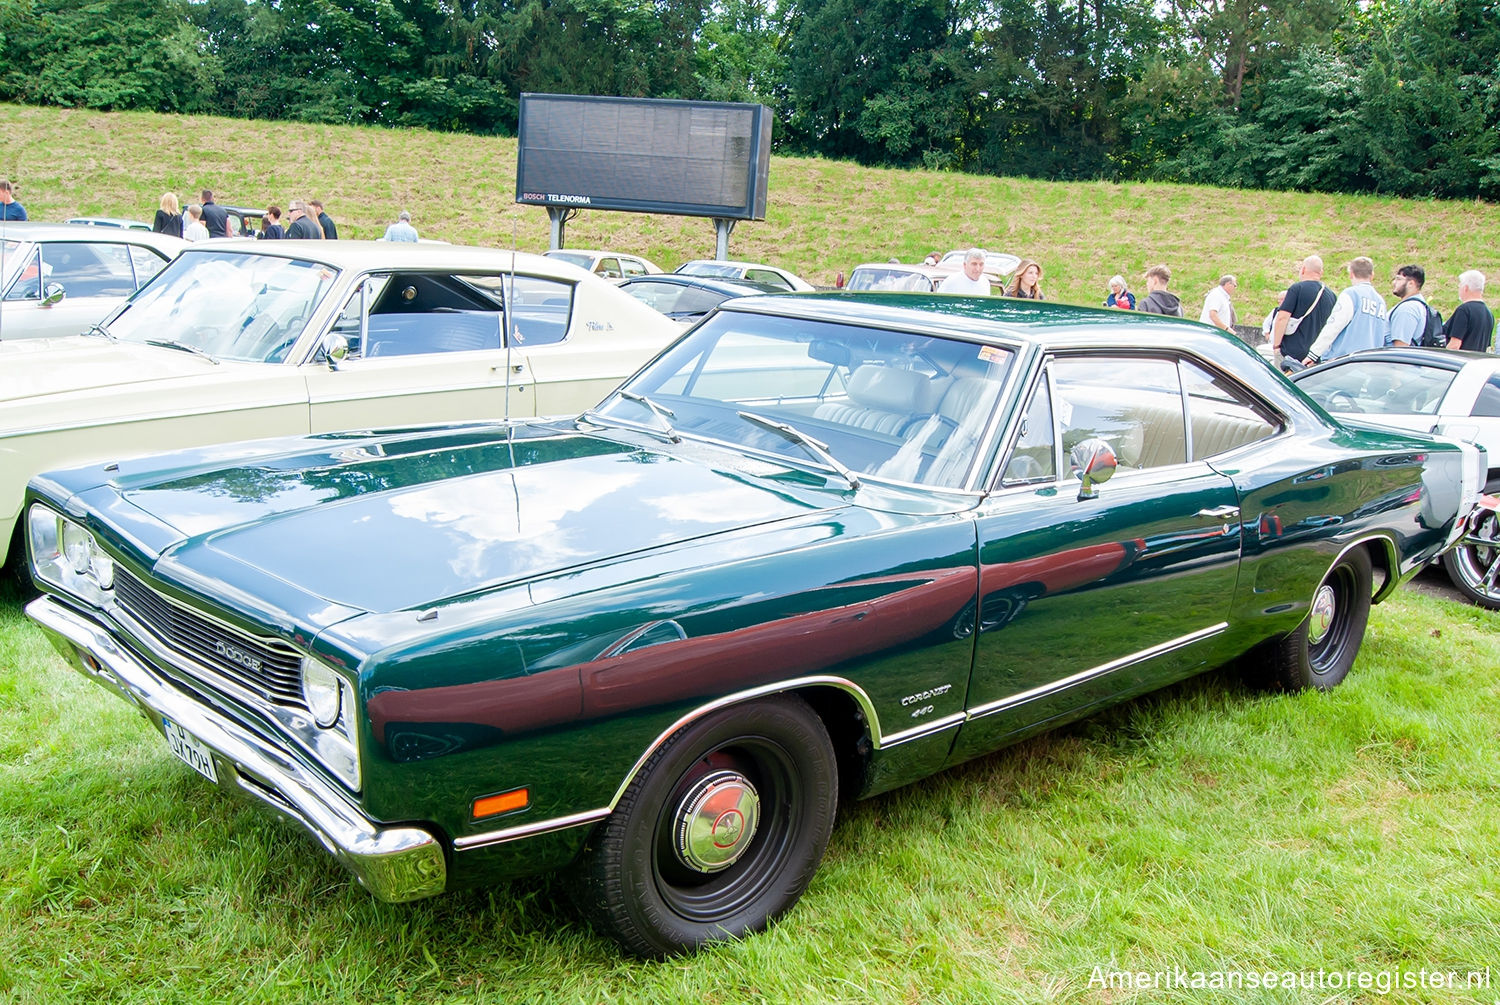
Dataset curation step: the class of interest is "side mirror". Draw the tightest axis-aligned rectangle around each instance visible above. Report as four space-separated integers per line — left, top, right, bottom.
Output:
323 332 350 369
1071 437 1117 500
41 282 66 307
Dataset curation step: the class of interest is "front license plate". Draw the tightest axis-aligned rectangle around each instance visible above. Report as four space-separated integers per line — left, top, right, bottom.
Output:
163 718 218 784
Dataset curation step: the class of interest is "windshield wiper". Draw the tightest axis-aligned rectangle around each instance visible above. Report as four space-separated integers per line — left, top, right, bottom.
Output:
738 410 861 489
85 322 116 341
598 390 682 443
144 337 219 364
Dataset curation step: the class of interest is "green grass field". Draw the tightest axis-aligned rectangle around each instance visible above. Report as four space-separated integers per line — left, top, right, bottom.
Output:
2 573 1497 1003
4 102 1497 320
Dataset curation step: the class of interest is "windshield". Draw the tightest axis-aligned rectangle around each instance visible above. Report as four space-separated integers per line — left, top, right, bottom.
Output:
106 251 340 362
846 268 936 292
1296 359 1457 416
546 252 595 271
678 262 741 279
592 310 1016 489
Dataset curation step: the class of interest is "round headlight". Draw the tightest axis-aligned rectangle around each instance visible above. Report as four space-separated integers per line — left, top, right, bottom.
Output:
301 658 342 728
61 520 93 574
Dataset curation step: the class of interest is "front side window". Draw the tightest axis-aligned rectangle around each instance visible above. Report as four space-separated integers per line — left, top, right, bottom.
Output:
3 248 41 300
1052 356 1186 471
592 311 1016 489
745 269 793 290
43 242 136 298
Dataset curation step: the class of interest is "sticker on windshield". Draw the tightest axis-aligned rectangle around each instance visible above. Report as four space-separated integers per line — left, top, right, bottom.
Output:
978 345 1005 364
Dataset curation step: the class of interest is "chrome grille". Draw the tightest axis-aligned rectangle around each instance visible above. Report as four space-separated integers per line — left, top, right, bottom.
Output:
114 568 307 710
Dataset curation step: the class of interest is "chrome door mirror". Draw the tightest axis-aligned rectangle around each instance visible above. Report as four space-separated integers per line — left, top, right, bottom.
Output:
1071 437 1117 500
40 282 66 307
323 332 350 369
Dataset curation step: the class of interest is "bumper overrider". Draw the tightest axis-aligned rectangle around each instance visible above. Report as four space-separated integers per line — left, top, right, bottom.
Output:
26 595 447 903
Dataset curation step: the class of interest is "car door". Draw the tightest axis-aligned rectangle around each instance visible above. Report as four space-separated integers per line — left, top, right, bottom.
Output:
950 353 1245 761
303 272 523 429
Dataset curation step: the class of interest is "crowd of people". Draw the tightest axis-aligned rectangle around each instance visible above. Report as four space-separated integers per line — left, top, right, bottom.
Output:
146 188 418 242
938 247 1494 362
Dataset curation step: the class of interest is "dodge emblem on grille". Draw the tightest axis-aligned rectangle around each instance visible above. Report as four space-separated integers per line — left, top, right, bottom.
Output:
213 639 263 672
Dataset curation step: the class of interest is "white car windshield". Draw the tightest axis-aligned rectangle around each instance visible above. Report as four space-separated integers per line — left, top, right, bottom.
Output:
591 310 1015 490
106 251 341 363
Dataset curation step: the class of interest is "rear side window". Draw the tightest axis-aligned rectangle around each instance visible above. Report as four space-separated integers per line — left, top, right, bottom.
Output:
1180 360 1280 459
1473 375 1500 417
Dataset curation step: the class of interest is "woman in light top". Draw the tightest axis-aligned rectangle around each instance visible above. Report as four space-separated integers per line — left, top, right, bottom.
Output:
1104 274 1135 309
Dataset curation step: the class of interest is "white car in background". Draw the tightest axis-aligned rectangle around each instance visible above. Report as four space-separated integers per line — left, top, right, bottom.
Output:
674 259 815 292
543 249 663 282
1 222 186 341
1292 346 1500 608
0 241 679 577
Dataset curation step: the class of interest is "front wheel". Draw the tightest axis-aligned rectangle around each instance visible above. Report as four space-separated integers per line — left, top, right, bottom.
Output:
1440 507 1500 609
1265 547 1373 691
572 694 838 957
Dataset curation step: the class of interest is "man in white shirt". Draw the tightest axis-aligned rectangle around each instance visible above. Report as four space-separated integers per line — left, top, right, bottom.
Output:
1199 275 1237 332
938 248 991 295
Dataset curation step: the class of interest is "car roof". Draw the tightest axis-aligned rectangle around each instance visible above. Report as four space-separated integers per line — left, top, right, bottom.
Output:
170 239 600 273
678 259 790 272
544 248 649 259
622 274 785 295
1290 347 1497 378
721 291 1230 351
64 216 152 230
0 221 186 249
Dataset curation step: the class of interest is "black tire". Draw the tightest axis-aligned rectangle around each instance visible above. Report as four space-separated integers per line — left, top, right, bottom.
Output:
1440 507 1500 610
1266 547 1373 691
572 694 838 957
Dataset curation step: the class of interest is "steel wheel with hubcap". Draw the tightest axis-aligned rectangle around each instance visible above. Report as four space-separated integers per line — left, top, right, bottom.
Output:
1441 508 1500 609
572 694 838 957
1267 547 1373 691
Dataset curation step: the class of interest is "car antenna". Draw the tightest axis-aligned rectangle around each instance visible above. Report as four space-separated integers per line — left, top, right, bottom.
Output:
503 220 516 427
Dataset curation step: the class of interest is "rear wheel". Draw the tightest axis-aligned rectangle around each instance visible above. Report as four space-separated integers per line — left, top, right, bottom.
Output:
572 694 837 957
1441 507 1500 609
1265 548 1373 691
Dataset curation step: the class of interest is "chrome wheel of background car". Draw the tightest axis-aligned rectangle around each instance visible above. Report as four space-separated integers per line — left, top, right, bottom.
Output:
573 694 838 957
1266 548 1372 692
1440 508 1500 610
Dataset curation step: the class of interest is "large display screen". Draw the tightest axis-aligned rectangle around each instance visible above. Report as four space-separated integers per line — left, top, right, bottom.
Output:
516 94 772 220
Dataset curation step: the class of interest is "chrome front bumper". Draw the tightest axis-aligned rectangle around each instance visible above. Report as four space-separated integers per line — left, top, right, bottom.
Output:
26 595 447 904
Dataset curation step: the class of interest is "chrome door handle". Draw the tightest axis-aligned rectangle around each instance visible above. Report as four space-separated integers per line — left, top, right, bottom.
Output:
1196 505 1240 519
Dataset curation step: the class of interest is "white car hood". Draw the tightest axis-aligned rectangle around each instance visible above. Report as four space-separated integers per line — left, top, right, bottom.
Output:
0 336 273 438
0 336 223 400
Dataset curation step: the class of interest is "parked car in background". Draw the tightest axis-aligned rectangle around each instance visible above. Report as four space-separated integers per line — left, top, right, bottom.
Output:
1291 346 1500 606
674 259 815 292
0 222 186 342
25 296 1480 957
938 249 1022 279
544 249 663 282
223 206 267 237
618 273 784 322
0 242 678 578
845 262 960 292
64 216 153 231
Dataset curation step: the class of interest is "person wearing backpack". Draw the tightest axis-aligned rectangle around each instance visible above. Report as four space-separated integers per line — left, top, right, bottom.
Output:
1388 264 1444 347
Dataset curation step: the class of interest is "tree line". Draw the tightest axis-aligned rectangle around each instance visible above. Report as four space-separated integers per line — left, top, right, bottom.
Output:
2 0 1496 200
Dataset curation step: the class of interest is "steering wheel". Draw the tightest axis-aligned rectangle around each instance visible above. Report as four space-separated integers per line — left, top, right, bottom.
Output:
1325 389 1363 412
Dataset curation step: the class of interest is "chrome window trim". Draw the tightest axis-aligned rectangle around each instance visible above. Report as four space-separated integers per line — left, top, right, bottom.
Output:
965 622 1228 721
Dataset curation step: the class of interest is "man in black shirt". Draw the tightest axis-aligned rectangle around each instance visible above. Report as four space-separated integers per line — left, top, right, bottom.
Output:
199 189 232 238
284 200 323 240
1270 256 1335 369
1444 270 1495 353
310 199 338 240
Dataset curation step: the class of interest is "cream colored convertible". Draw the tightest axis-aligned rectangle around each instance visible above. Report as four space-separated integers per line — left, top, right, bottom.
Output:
0 241 680 572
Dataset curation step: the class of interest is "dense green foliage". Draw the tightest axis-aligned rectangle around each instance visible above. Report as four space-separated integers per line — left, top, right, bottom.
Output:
1 0 1497 198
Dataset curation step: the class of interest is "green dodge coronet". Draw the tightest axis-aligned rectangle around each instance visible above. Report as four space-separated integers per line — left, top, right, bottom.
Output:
24 293 1483 956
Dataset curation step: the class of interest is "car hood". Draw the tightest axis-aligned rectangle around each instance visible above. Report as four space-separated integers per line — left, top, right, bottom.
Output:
90 423 845 614
0 335 222 408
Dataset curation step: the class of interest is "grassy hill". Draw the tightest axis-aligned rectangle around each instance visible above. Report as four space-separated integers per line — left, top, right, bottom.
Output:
4 101 1498 319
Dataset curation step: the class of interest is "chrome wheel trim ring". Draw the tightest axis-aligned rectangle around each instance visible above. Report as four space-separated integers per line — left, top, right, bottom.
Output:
672 769 762 873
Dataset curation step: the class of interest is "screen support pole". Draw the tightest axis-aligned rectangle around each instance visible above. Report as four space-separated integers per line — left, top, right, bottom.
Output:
547 208 579 250
713 218 736 260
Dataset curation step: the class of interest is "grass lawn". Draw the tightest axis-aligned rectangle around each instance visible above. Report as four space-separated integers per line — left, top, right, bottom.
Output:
3 102 1497 321
1 572 1496 1004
